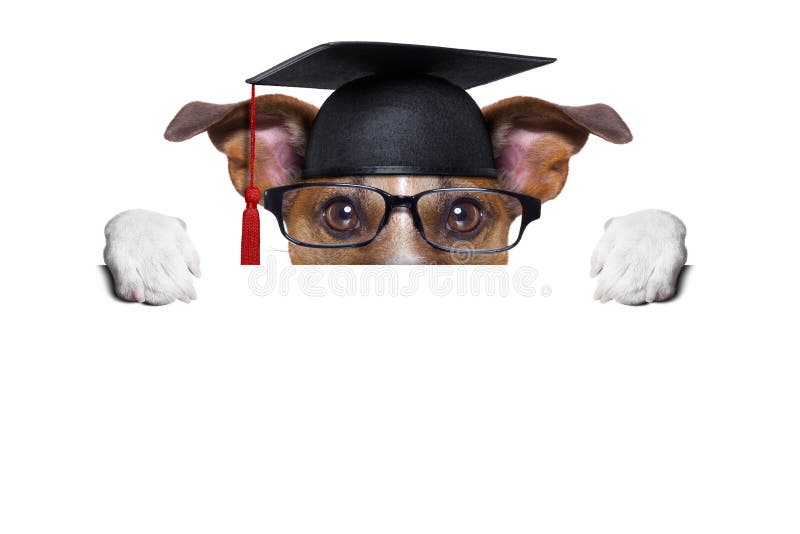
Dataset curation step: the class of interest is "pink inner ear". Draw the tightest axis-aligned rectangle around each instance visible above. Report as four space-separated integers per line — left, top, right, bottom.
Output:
256 122 302 186
496 127 545 189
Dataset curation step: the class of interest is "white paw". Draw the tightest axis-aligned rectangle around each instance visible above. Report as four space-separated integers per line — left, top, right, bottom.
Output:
103 209 201 305
590 209 687 305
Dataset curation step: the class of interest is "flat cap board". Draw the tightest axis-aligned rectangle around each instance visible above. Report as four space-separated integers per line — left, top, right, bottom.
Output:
246 41 556 90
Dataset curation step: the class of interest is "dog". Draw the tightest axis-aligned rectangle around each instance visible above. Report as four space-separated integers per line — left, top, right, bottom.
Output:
103 94 687 304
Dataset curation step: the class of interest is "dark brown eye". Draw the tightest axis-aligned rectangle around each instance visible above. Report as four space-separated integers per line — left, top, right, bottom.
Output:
447 199 482 233
323 199 359 232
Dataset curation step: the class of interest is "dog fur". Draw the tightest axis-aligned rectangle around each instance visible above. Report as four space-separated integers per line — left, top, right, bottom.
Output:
104 93 687 304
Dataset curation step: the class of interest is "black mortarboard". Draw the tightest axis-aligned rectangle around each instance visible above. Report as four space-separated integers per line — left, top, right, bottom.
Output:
246 42 555 180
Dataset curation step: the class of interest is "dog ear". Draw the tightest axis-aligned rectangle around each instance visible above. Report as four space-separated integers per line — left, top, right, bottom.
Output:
482 97 632 202
164 95 318 198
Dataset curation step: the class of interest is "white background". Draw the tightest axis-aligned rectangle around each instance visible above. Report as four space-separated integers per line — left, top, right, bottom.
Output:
1 1 798 532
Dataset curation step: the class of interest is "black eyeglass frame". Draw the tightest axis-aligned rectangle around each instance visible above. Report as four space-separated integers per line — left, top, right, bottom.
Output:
263 182 541 254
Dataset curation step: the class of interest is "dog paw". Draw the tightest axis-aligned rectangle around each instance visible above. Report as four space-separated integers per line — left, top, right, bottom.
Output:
103 209 201 305
590 209 687 305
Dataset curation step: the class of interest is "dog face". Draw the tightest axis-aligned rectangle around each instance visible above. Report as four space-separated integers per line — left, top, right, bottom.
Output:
165 95 631 264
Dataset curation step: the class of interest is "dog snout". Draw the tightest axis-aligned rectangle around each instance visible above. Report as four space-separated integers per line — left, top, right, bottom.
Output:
378 208 426 264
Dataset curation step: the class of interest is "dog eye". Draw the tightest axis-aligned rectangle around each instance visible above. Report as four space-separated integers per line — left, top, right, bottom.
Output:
323 198 360 232
446 199 482 233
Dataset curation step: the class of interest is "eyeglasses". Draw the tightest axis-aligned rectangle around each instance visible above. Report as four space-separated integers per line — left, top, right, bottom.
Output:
263 183 541 254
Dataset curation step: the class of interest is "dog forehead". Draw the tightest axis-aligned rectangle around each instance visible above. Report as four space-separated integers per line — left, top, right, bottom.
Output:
304 175 498 194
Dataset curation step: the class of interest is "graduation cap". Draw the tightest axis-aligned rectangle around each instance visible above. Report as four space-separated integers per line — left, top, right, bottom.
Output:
239 41 555 264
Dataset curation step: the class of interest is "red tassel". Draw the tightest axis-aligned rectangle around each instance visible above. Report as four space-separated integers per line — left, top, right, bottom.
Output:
241 186 260 265
241 84 260 265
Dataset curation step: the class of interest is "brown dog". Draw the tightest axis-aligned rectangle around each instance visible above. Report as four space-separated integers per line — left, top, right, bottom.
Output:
104 94 687 305
163 94 632 265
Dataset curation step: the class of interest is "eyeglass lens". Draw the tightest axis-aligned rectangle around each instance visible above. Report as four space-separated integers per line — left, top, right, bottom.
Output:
281 185 523 251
